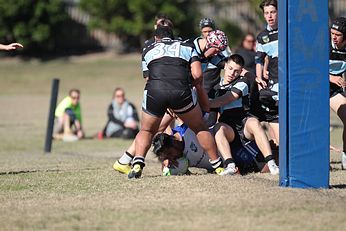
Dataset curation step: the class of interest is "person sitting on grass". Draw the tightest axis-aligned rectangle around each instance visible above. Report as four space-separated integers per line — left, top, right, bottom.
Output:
209 54 279 175
98 87 139 139
54 89 84 141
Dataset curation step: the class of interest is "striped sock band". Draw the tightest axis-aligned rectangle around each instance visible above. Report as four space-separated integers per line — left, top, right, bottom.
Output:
132 156 145 168
264 154 274 163
209 157 222 169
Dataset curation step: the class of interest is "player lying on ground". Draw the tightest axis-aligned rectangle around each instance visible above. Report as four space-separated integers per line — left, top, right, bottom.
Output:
152 123 277 176
209 54 279 175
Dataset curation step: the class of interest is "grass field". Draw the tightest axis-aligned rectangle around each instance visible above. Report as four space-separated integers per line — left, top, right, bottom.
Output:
0 53 345 231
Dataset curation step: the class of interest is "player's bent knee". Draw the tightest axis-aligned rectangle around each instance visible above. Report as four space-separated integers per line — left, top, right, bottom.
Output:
246 118 261 129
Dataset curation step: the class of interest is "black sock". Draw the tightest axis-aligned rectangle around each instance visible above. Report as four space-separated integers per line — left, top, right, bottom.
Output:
264 155 274 163
132 156 145 168
224 158 234 167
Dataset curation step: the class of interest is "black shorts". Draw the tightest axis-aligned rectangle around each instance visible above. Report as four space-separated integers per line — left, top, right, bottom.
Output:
330 82 345 98
229 117 251 145
142 88 197 117
249 81 279 122
218 112 252 145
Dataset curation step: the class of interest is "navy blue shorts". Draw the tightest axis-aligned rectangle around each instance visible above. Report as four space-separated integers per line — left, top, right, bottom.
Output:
65 108 76 124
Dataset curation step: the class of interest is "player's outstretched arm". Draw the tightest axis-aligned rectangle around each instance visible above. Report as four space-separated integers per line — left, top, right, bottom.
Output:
0 43 24 51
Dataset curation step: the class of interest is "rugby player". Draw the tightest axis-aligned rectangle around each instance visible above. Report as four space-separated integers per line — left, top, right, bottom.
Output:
128 26 225 178
152 123 273 176
209 54 279 175
191 27 229 92
253 0 279 145
113 29 230 175
329 17 346 169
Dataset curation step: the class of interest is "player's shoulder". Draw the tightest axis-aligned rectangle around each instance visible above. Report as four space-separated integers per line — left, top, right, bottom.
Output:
143 38 155 47
256 29 269 43
181 37 197 49
237 76 250 85
142 39 157 56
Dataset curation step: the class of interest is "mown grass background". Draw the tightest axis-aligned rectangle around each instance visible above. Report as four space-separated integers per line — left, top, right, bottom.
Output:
0 53 345 231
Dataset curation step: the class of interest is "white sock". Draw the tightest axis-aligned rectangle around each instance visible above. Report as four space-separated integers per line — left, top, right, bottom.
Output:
268 159 278 169
118 152 133 165
341 152 346 169
227 162 236 169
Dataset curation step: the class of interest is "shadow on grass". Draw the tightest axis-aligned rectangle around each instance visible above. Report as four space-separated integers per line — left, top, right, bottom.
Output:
0 167 103 176
330 184 346 189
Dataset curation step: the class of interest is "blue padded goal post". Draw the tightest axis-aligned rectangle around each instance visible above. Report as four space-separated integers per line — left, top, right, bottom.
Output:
278 0 330 188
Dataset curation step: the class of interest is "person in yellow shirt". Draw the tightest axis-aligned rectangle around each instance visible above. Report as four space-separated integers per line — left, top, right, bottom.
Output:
54 89 84 140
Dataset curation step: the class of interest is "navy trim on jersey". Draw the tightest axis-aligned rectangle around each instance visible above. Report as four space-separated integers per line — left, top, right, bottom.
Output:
329 41 346 76
255 25 278 82
142 38 198 85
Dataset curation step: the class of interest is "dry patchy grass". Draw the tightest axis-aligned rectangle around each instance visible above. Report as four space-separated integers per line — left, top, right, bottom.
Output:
0 54 345 231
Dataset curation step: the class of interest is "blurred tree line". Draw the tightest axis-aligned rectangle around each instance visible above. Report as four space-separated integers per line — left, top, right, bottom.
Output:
0 0 344 56
0 0 202 55
79 0 199 50
0 0 263 55
0 0 68 55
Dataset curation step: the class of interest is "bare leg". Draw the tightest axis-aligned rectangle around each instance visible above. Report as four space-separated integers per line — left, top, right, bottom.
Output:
134 111 162 158
330 93 346 152
74 120 84 138
268 122 279 146
176 105 219 161
127 111 162 178
63 113 72 135
244 117 272 157
126 112 174 156
114 111 174 174
262 121 278 145
127 140 136 155
159 112 175 134
244 117 279 175
213 123 235 160
212 122 239 175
